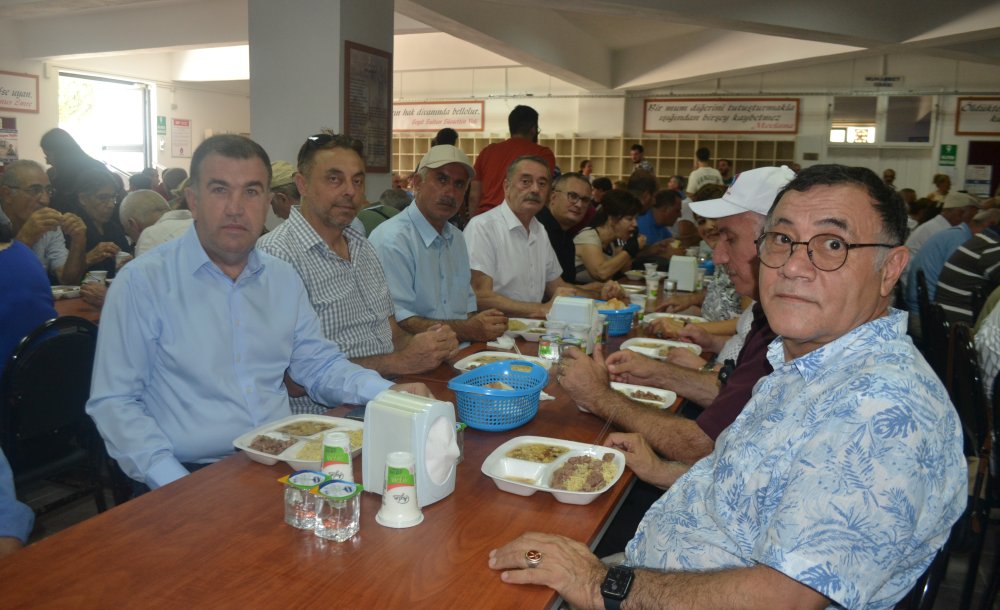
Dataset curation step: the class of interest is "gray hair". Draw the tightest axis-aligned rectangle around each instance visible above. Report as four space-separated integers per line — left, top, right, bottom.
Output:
119 189 169 227
505 155 549 183
1 159 46 187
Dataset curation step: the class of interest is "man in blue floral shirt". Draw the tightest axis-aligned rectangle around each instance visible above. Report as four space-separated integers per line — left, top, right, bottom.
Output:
490 165 966 610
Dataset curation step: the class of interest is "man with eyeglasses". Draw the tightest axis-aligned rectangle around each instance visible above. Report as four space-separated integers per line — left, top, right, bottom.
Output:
258 132 457 414
370 145 507 343
0 159 87 285
465 156 625 318
491 164 964 610
536 172 596 283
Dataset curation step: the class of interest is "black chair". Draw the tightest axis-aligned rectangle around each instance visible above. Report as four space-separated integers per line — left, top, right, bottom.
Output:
895 528 954 610
916 269 933 346
948 323 992 610
0 316 107 515
976 373 1000 610
924 302 952 388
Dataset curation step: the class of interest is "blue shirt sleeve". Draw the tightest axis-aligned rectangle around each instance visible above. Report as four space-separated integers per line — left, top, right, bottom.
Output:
0 449 34 544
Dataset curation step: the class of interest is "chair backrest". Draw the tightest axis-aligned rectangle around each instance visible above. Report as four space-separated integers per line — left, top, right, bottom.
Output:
950 323 988 458
1 316 99 471
916 269 933 342
924 303 951 385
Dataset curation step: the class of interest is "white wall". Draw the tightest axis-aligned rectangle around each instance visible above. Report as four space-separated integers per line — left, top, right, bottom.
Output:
0 20 58 165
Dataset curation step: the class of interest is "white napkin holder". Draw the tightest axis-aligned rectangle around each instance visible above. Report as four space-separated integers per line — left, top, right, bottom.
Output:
668 255 698 292
546 296 599 354
362 390 459 508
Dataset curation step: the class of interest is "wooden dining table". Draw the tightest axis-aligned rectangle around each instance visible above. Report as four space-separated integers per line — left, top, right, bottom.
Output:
0 339 641 609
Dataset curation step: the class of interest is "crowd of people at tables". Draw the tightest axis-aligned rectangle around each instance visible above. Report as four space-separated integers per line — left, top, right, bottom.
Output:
0 106 987 609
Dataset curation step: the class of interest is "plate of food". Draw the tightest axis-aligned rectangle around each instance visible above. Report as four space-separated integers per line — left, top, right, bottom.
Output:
233 414 364 470
620 284 645 294
610 382 675 409
620 337 702 359
504 318 548 342
480 436 625 505
51 285 81 299
624 270 645 281
452 351 552 372
643 312 707 324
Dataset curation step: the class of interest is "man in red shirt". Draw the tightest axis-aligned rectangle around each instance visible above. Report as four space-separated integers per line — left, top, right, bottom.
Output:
468 105 555 216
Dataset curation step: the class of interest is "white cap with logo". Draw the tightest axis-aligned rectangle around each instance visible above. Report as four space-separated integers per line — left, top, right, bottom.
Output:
690 165 796 218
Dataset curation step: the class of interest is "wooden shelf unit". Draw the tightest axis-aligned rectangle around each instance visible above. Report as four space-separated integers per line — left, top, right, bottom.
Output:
392 134 795 183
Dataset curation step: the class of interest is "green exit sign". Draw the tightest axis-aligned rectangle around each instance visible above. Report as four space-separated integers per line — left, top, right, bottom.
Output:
939 144 957 166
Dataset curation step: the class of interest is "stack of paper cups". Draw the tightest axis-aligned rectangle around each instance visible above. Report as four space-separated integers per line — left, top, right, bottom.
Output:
375 451 424 528
321 432 353 482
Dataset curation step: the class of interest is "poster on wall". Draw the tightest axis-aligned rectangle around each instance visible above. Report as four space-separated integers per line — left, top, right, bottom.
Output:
0 128 17 165
0 71 38 114
956 98 1000 135
392 102 485 132
171 118 192 158
966 165 993 197
344 41 391 173
643 98 799 134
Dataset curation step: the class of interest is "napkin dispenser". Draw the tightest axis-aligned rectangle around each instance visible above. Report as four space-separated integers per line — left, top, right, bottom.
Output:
668 255 698 292
362 390 460 508
547 296 599 354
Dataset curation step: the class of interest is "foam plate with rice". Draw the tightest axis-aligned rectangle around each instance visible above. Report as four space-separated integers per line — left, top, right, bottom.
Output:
481 436 625 505
233 414 363 470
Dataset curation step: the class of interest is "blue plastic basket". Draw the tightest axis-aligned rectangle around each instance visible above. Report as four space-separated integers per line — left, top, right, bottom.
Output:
447 360 548 431
596 302 641 336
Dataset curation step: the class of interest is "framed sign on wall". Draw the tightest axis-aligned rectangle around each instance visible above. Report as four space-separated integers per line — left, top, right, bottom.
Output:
344 41 392 173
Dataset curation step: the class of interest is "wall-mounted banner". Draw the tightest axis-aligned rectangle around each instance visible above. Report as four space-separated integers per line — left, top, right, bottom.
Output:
0 71 39 113
956 97 1000 135
393 101 485 132
644 98 798 134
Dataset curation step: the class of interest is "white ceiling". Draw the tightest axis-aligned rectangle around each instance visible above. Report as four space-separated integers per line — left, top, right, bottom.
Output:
2 0 999 92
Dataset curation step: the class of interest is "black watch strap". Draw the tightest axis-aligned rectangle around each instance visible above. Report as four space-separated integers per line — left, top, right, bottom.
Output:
601 565 634 610
604 597 624 610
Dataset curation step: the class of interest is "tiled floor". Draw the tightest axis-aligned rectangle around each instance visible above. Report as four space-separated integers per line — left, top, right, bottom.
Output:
16 480 1000 608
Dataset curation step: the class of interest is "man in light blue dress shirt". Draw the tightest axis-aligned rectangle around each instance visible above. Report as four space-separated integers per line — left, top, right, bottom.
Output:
489 165 965 610
370 145 507 343
0 448 34 557
86 135 431 490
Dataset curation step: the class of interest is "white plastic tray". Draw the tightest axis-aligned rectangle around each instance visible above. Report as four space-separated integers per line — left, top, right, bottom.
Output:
233 414 363 471
504 318 549 342
452 351 552 372
51 285 81 299
610 382 676 409
643 312 707 324
621 337 703 360
481 436 625 505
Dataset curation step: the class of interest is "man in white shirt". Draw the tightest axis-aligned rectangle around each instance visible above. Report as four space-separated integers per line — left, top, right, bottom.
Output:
465 155 624 318
904 191 980 261
686 147 724 198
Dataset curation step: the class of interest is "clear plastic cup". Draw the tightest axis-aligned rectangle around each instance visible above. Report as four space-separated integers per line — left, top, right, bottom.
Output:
283 470 327 530
314 480 363 541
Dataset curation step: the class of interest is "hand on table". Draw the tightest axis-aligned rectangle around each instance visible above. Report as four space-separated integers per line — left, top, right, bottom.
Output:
605 432 687 488
600 280 626 301
283 370 307 398
557 345 614 413
86 242 120 267
403 324 460 370
655 292 699 313
80 283 107 308
648 317 685 339
489 532 605 610
466 309 508 342
663 346 707 370
605 349 667 388
390 382 435 399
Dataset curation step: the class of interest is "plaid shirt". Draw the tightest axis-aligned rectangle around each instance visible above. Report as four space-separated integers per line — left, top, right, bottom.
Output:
258 207 394 412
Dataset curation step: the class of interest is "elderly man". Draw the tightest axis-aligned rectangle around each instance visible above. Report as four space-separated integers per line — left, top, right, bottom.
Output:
904 191 980 259
257 132 456 414
0 159 87 285
935 209 1000 325
465 156 623 318
370 145 507 343
133 192 194 257
560 166 792 474
491 164 965 610
268 160 299 220
81 189 170 308
87 135 430 489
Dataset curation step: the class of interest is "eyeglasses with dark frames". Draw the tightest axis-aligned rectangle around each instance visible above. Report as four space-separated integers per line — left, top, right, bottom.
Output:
754 231 897 272
554 189 593 206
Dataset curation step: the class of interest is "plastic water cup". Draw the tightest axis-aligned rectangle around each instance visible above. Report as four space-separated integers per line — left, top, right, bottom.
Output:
283 470 326 530
314 480 362 542
83 270 108 285
643 263 657 276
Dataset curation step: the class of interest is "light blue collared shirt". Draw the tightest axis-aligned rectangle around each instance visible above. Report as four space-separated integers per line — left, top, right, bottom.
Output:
369 203 477 322
0 448 33 544
86 226 393 489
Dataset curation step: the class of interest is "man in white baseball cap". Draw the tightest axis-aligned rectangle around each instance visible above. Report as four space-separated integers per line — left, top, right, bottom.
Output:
370 145 508 343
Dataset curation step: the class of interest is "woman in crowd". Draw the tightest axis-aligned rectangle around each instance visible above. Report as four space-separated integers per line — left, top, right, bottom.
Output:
573 189 645 282
39 128 105 213
66 167 130 276
927 173 951 203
